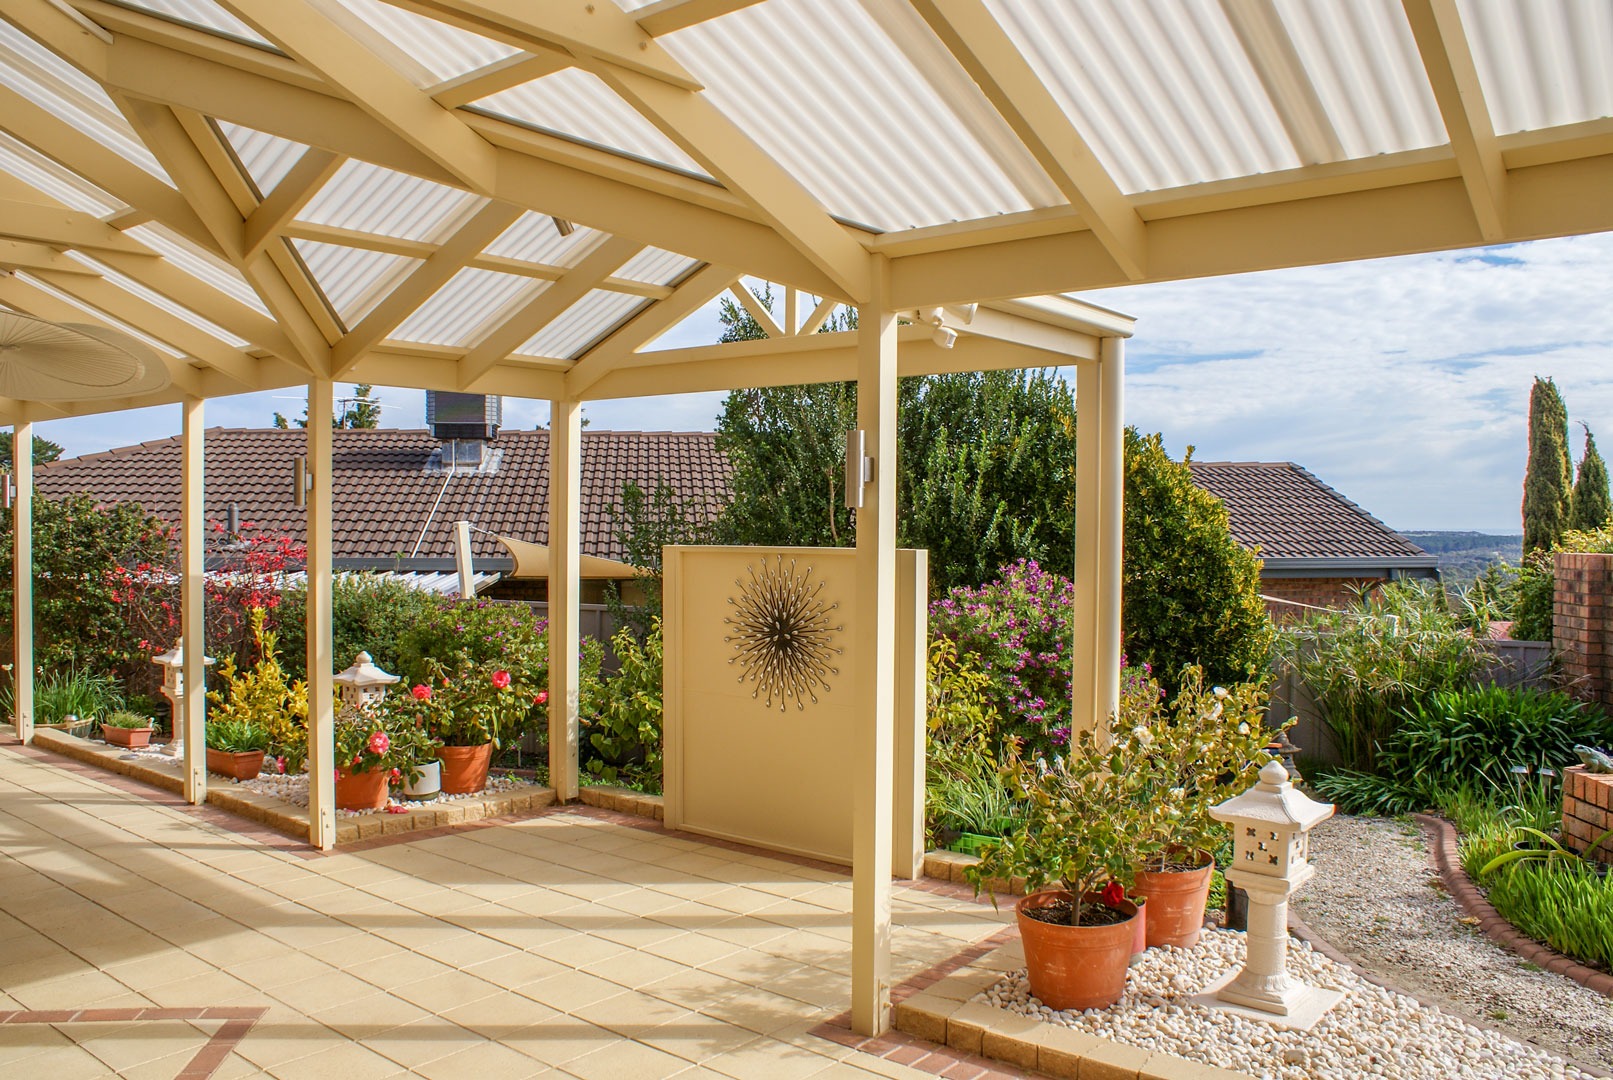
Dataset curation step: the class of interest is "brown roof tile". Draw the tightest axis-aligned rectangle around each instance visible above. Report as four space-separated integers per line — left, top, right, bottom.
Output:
1187 461 1430 564
33 428 730 563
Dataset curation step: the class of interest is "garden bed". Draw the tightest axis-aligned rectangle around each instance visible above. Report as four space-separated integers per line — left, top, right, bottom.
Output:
28 728 555 845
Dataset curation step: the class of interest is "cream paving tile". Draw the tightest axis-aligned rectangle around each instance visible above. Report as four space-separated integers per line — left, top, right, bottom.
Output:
498 1016 619 1067
704 1035 844 1080
71 1019 215 1073
345 949 457 990
230 1010 345 1071
699 985 823 1037
10 968 137 1008
269 969 389 1014
102 950 220 992
697 951 800 988
569 988 690 1034
410 928 519 969
357 1015 483 1070
388 969 504 1014
227 951 343 992
264 1039 410 1079
635 1012 761 1064
415 1037 555 1079
638 967 747 1012
435 989 560 1038
182 929 293 969
306 992 436 1039
561 1037 695 1080
536 932 631 970
582 944 689 990
210 1051 267 1078
518 968 629 1013
141 969 266 1008
462 949 569 990
640 931 744 968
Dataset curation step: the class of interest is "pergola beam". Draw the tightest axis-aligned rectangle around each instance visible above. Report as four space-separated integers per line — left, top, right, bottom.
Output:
242 147 344 260
634 0 768 37
429 51 569 108
0 199 152 254
1403 0 1507 242
908 0 1147 280
565 262 737 397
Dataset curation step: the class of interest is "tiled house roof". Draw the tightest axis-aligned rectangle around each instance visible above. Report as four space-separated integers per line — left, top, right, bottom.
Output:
1188 461 1435 573
33 428 730 564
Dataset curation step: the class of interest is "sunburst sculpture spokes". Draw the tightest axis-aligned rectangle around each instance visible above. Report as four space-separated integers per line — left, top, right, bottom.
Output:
723 555 844 712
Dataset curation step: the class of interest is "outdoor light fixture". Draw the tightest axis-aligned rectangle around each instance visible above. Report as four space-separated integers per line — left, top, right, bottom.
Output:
1 472 11 510
293 455 312 508
918 306 957 349
844 429 873 509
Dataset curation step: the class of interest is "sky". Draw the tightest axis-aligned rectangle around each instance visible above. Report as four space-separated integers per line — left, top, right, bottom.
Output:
30 230 1613 535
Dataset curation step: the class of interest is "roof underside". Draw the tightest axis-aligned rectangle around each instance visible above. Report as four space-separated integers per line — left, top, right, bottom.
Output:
0 0 1609 422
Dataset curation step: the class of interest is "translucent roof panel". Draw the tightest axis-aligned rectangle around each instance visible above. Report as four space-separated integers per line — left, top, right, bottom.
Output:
654 0 1062 229
218 124 313 198
325 0 521 88
126 224 269 316
391 269 537 347
292 240 419 325
1459 0 1613 135
1272 0 1445 161
16 272 185 358
298 160 480 243
516 290 646 360
109 0 271 46
614 248 700 288
0 133 123 216
0 23 168 182
478 69 705 174
483 213 603 268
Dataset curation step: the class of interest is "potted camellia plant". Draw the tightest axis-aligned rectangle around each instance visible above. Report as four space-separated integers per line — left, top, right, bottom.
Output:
1122 667 1279 949
204 718 269 781
412 661 533 795
965 727 1155 1012
101 710 155 749
333 705 415 811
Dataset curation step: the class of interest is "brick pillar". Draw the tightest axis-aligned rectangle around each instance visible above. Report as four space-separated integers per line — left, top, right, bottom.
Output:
1561 766 1613 864
1553 552 1613 708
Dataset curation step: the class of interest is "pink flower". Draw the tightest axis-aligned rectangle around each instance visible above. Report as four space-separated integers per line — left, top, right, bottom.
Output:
533 691 548 705
411 684 432 701
1100 881 1126 908
491 670 511 689
385 805 408 814
275 756 286 775
367 731 390 755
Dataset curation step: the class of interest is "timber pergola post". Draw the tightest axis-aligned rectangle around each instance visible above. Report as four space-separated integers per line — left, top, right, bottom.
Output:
1071 335 1128 738
306 379 337 849
181 397 207 804
11 421 32 745
851 254 898 1036
547 398 583 803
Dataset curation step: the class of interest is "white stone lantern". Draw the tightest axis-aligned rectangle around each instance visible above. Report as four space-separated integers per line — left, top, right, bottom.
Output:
1196 759 1342 1029
152 639 213 758
334 652 399 713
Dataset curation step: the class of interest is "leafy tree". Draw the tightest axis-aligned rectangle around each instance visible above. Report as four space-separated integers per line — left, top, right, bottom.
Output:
1570 423 1611 532
1122 432 1272 687
273 384 383 429
603 480 711 637
1522 377 1572 553
0 432 64 470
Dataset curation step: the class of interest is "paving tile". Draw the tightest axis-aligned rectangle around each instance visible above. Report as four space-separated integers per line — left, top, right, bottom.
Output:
562 1037 700 1080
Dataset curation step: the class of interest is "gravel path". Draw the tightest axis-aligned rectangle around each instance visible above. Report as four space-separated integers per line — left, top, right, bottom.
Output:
1294 814 1613 1073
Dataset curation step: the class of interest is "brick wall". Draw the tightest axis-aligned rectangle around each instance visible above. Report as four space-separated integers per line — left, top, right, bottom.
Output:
1260 577 1385 622
1561 766 1613 864
1552 552 1613 706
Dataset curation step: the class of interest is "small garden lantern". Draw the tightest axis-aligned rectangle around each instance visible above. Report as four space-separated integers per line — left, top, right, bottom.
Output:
334 652 399 712
152 639 213 757
1197 759 1342 1028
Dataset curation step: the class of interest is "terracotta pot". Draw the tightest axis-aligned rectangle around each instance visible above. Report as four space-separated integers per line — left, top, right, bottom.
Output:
1133 848 1215 949
439 743 493 795
335 766 390 811
102 724 153 749
206 748 265 781
1015 889 1138 1011
1130 895 1148 960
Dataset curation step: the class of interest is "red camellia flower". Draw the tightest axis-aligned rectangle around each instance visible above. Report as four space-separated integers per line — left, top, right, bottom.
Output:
1100 881 1126 908
411 684 432 701
533 691 548 705
368 731 390 755
491 670 511 689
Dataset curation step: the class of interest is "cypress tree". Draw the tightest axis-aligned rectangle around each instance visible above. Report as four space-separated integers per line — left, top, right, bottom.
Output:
1522 377 1572 553
1571 423 1612 532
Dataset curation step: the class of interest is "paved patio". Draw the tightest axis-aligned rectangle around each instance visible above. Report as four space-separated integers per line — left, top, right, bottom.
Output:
0 741 1015 1079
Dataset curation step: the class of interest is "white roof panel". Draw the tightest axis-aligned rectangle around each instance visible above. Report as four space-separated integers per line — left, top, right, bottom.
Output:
483 213 602 268
292 240 418 324
66 253 249 348
107 0 271 46
516 290 646 360
1459 0 1613 135
0 132 123 216
326 0 520 88
614 247 700 287
391 268 538 347
125 224 269 316
218 123 311 197
298 160 480 242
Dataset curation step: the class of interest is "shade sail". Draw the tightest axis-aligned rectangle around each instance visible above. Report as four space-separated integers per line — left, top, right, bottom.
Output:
496 534 639 581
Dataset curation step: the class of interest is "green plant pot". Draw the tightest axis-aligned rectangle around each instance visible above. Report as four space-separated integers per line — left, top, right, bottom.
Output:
947 832 1003 858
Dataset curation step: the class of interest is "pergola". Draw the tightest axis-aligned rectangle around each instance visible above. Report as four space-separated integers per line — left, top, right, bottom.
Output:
1 0 1609 1038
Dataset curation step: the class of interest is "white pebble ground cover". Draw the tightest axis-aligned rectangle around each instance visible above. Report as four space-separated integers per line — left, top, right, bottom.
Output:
978 930 1599 1080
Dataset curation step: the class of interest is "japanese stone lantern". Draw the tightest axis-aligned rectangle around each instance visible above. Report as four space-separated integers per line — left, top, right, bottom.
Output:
152 639 213 758
334 652 399 713
1200 759 1343 1028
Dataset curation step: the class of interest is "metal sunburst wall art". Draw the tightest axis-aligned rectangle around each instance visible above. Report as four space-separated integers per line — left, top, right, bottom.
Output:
723 555 844 712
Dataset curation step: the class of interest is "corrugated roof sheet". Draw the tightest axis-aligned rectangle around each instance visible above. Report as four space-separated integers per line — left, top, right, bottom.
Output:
218 124 312 197
108 0 269 45
298 160 480 243
483 213 601 268
326 0 518 88
391 268 538 348
1460 0 1613 135
517 290 647 360
33 427 732 563
291 241 418 325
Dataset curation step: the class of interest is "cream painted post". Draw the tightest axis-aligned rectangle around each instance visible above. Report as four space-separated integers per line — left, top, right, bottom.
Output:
11 421 32 744
1071 362 1100 735
852 256 898 1037
1096 339 1126 728
548 399 582 802
306 380 336 849
181 398 207 803
892 548 927 880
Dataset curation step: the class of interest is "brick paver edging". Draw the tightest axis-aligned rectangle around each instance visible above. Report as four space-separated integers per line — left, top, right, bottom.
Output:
0 1006 266 1080
1414 812 1613 998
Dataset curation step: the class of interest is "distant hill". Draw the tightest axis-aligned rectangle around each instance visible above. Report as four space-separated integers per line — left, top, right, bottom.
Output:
1402 531 1523 585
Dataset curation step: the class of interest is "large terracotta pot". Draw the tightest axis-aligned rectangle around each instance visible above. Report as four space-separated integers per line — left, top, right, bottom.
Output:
206 748 265 781
1133 848 1215 949
335 766 389 811
439 742 493 795
1016 889 1139 1011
